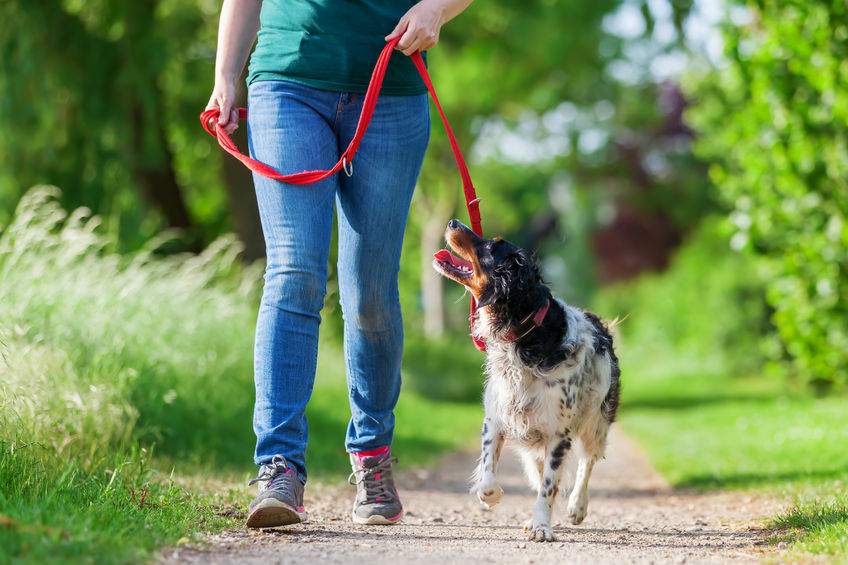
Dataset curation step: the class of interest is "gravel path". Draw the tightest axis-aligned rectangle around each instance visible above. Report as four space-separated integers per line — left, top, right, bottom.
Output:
161 429 784 565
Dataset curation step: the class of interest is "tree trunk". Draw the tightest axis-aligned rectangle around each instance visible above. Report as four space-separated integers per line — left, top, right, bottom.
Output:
222 74 265 262
130 102 194 233
418 191 455 337
421 213 446 337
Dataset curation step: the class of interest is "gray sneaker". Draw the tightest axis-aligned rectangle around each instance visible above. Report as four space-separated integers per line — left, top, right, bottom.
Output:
348 447 403 524
246 455 307 528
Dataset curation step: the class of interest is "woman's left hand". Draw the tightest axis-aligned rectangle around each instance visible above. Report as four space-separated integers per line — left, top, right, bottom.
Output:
386 0 473 56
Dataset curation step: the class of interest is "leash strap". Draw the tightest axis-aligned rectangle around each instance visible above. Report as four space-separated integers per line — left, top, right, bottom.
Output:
200 36 487 350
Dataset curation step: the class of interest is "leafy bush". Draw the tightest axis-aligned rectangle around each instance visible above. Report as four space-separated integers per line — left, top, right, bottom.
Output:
593 219 770 378
0 187 260 563
688 2 848 388
0 186 261 469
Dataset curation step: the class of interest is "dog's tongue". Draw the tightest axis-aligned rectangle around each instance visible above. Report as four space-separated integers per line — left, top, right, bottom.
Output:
434 249 473 270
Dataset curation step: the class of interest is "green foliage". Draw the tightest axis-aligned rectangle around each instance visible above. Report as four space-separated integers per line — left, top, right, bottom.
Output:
0 187 261 469
593 218 770 377
0 1 226 246
0 186 257 562
402 333 485 403
601 216 848 560
0 188 485 561
689 1 848 388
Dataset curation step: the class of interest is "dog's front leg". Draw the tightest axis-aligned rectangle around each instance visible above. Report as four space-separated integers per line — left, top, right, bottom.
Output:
528 435 571 542
471 416 505 509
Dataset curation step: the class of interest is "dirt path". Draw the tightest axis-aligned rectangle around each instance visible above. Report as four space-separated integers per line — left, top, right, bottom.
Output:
162 429 784 564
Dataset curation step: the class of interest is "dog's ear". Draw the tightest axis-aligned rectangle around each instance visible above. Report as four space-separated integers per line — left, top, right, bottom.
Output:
477 251 534 307
477 284 499 308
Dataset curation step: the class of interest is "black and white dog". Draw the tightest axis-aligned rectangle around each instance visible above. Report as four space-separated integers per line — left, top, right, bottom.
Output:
433 219 621 542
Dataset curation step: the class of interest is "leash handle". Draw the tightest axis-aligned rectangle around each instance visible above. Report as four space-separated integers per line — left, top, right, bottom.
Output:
200 37 487 350
200 37 398 185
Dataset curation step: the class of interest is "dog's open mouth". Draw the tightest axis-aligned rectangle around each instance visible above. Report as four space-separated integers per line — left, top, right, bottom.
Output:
434 249 473 278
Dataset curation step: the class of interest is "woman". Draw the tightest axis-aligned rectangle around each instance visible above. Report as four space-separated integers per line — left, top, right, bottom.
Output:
206 0 473 528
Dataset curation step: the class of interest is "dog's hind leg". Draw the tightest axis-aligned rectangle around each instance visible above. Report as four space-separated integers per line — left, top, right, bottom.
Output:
527 435 571 542
519 452 544 492
567 418 610 525
471 416 505 509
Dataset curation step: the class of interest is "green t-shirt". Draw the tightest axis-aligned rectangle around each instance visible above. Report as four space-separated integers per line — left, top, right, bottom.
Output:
248 0 427 95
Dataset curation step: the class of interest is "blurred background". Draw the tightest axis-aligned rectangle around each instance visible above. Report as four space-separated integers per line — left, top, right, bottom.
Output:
1 1 846 562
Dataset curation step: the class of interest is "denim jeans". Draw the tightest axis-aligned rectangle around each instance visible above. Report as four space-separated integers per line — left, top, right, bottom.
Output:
247 80 430 482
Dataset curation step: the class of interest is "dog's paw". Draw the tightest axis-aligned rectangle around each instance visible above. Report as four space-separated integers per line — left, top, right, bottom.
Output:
527 522 556 542
472 480 504 509
567 492 588 525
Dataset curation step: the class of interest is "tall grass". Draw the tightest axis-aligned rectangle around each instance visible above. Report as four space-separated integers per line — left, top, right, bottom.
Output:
0 187 484 563
0 186 261 563
0 186 262 467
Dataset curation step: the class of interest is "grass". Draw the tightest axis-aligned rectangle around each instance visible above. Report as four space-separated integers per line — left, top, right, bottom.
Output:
619 370 848 491
0 447 241 565
593 220 848 560
614 349 848 559
772 495 848 556
0 187 483 564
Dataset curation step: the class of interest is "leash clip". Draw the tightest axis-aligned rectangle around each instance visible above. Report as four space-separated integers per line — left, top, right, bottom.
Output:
342 156 354 177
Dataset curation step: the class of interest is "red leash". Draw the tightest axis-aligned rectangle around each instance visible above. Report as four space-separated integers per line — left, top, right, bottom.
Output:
200 36 486 351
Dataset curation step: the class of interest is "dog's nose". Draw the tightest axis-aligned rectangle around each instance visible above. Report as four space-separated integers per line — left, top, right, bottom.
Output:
448 219 461 230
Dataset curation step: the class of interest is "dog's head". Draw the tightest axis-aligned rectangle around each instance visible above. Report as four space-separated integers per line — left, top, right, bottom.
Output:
433 219 546 326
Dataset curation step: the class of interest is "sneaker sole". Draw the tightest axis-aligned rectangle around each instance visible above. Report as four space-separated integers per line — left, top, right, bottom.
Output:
351 510 403 525
246 498 307 529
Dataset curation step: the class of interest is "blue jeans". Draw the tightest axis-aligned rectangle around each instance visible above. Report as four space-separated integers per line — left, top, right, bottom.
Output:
247 80 430 483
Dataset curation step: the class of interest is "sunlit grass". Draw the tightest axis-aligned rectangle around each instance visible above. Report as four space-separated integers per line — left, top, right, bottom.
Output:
619 369 848 490
0 447 240 565
593 221 848 559
0 187 483 564
612 343 848 559
771 495 848 556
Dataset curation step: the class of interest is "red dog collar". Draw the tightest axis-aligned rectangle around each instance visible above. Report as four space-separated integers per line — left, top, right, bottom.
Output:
502 298 550 342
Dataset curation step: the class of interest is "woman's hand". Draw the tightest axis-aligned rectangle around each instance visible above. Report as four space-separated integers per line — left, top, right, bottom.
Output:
386 0 473 56
205 0 262 134
205 80 240 135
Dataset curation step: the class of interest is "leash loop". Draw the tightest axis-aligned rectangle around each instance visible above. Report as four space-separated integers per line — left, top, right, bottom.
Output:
201 36 487 350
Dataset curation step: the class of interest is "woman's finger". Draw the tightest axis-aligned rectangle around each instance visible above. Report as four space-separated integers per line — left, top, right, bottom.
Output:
400 27 427 54
217 98 233 126
385 17 408 41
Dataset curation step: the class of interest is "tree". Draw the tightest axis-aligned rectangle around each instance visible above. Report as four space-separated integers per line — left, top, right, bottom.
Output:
0 0 263 255
690 1 848 388
405 0 708 333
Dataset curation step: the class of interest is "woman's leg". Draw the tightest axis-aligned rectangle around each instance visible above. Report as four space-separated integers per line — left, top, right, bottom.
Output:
334 92 431 452
247 80 340 482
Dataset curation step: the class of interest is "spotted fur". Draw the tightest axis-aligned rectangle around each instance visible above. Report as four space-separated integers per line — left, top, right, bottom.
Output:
433 220 621 543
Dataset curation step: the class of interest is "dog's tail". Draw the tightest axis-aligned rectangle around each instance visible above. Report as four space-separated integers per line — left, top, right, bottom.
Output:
605 313 630 331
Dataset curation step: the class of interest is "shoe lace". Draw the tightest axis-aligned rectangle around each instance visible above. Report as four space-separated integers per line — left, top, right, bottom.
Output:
348 456 399 503
248 455 297 498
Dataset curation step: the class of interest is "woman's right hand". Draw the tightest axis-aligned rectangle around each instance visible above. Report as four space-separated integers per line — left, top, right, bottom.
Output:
206 0 262 134
205 79 240 135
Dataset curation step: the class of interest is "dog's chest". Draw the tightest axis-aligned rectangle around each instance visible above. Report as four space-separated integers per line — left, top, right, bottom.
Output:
486 364 589 447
